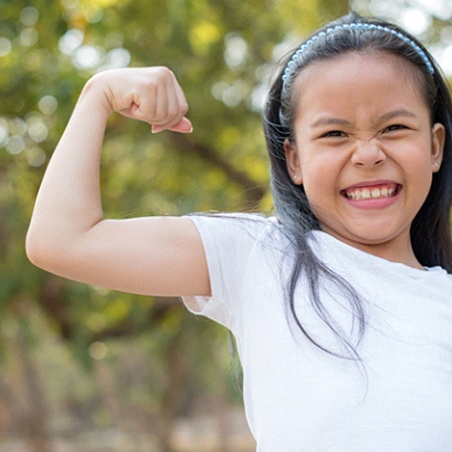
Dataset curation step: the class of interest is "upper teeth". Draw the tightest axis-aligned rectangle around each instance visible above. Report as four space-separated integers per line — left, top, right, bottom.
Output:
345 186 396 200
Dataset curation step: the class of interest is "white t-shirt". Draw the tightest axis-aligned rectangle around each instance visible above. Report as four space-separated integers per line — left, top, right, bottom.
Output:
182 214 452 451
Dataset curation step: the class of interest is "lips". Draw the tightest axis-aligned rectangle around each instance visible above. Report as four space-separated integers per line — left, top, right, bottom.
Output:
340 182 401 201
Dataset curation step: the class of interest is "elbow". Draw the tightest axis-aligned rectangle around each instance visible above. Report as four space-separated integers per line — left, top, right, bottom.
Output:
26 224 87 280
25 226 46 269
25 225 60 271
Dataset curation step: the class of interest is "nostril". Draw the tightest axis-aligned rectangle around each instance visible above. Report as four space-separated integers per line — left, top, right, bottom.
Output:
351 144 386 168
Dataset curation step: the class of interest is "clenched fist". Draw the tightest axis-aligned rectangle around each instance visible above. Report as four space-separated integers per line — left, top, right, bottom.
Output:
88 67 192 134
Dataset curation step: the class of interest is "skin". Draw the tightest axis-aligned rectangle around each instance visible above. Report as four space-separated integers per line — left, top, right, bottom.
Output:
26 67 211 297
284 52 445 268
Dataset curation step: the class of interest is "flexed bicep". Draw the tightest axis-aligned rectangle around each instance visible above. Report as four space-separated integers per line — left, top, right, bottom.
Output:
48 216 211 297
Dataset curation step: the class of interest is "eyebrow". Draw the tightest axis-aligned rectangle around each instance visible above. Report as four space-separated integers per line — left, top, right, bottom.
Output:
311 117 352 128
378 109 418 123
310 109 418 128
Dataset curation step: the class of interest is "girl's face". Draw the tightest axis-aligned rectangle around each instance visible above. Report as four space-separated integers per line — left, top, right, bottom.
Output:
284 51 445 267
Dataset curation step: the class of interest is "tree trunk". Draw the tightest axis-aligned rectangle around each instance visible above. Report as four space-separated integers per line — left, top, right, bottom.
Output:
14 299 50 452
158 329 190 452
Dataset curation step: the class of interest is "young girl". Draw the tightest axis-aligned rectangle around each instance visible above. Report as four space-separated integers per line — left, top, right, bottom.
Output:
27 11 452 451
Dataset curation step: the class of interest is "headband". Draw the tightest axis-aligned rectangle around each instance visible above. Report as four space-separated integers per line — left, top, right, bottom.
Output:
281 22 435 100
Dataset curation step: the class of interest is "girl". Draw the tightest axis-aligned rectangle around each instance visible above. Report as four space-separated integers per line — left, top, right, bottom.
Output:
27 11 452 451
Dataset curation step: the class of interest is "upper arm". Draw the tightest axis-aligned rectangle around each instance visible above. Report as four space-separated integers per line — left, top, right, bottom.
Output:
28 216 211 297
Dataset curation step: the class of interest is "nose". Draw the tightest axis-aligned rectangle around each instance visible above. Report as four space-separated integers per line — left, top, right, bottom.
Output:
350 139 386 168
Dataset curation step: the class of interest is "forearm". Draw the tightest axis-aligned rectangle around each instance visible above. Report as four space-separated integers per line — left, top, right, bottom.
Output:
27 76 111 258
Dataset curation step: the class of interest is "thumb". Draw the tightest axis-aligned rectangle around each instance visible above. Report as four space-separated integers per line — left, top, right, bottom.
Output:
152 117 193 134
170 117 193 133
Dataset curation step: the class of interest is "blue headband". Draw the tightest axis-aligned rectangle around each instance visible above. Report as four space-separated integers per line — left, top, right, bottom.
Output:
281 22 435 100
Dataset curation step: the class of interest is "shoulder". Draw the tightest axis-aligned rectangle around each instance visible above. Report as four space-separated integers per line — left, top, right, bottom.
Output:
185 213 292 271
186 212 283 243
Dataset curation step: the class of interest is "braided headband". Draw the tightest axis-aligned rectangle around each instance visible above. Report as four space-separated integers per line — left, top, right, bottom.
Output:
281 23 435 98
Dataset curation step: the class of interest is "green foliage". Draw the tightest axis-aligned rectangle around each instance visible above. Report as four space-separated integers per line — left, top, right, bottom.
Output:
1 1 451 444
0 0 346 347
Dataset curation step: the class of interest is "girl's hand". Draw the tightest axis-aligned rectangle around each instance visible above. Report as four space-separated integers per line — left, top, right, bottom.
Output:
92 67 193 134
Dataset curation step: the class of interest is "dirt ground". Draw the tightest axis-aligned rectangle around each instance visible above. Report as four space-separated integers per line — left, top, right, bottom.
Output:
0 409 256 452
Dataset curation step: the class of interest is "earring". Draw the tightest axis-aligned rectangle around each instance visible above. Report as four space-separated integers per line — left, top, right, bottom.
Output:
433 162 440 170
292 175 299 184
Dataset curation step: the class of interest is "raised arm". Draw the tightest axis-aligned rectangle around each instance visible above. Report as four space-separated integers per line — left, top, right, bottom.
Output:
26 67 210 297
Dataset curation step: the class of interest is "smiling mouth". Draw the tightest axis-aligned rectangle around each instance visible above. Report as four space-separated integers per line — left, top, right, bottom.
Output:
341 183 401 201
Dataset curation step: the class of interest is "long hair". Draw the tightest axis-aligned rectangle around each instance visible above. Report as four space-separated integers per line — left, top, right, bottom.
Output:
263 11 452 358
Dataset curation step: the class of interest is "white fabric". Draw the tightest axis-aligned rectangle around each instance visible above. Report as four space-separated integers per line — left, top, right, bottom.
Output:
182 214 452 451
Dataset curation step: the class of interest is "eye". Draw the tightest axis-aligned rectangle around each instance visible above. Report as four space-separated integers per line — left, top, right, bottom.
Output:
384 124 407 133
322 130 347 138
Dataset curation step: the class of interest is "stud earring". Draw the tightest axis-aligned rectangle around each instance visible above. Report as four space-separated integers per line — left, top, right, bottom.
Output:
433 162 440 170
292 175 299 184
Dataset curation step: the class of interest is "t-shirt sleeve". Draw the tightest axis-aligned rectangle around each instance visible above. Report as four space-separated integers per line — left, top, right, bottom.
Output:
181 214 271 330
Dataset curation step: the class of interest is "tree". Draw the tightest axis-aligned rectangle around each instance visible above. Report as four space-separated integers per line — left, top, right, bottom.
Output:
1 0 449 449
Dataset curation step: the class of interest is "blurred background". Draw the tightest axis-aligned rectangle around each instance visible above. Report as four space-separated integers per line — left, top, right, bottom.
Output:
0 0 451 450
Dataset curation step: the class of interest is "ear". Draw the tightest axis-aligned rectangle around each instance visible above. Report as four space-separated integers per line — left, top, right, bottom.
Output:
432 123 445 172
283 138 302 184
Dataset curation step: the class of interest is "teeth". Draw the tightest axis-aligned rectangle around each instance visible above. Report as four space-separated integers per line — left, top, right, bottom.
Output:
345 186 397 200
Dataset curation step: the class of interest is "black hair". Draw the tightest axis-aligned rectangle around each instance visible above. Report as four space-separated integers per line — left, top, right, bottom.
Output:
263 11 452 358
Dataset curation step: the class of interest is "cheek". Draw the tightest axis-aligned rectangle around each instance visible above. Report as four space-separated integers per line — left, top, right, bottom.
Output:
300 153 342 194
397 143 433 184
412 163 434 198
301 164 339 214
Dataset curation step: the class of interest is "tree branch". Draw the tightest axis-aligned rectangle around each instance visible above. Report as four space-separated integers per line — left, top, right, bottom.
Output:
170 134 267 208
